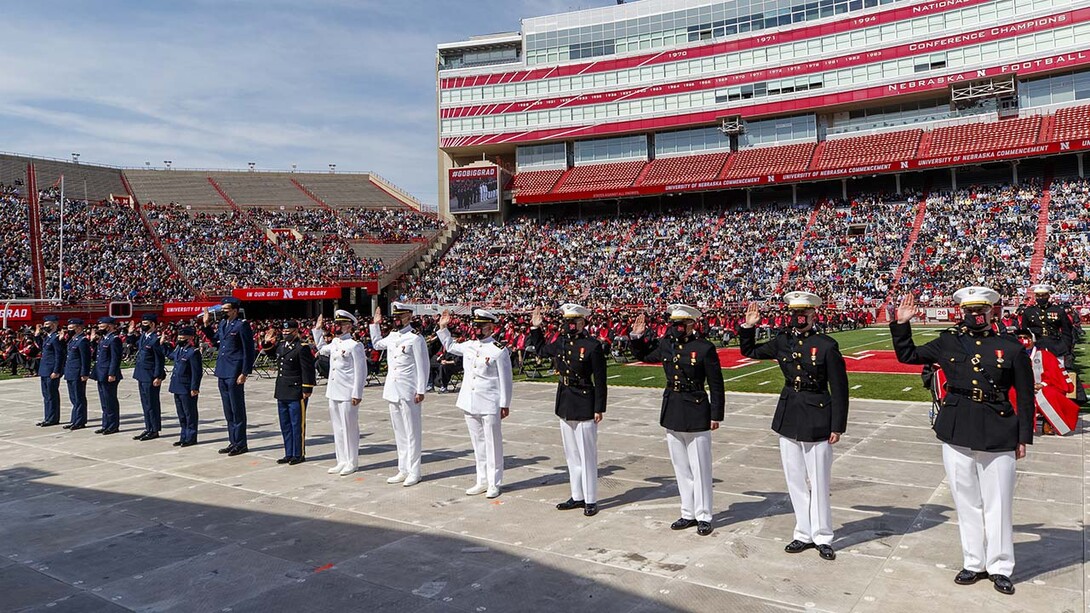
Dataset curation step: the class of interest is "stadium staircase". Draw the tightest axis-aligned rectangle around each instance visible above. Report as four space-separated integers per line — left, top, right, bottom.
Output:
121 173 200 299
207 177 242 213
290 178 335 212
672 214 727 299
880 195 930 321
915 131 933 158
1038 114 1056 143
1029 172 1054 286
775 202 822 295
25 163 46 299
403 224 461 288
633 162 654 186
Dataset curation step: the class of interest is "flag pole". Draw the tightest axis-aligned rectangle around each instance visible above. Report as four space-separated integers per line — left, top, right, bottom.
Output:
58 175 64 302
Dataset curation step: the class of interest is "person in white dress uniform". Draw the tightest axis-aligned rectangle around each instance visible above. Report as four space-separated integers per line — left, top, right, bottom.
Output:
437 309 513 499
371 303 430 487
313 310 368 476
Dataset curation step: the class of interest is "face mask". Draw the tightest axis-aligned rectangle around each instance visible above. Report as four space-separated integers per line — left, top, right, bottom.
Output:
963 311 989 330
67 327 76 334
141 323 152 330
473 325 489 337
97 326 108 333
672 322 688 336
1035 297 1049 308
790 313 810 329
1018 337 1032 349
565 321 579 335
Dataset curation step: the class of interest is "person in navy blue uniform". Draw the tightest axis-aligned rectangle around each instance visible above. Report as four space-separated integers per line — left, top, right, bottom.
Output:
36 315 66 427
272 320 316 465
92 316 124 434
202 297 256 456
62 318 91 430
132 314 166 441
166 326 203 447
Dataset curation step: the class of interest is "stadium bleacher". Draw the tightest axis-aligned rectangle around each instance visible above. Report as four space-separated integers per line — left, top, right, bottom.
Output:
639 153 730 187
721 142 817 180
554 160 645 193
812 131 922 170
925 116 1042 158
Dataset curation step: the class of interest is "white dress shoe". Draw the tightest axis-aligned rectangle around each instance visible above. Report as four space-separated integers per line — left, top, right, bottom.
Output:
465 483 488 496
486 486 501 499
386 472 407 484
338 464 357 476
402 475 421 487
327 463 346 475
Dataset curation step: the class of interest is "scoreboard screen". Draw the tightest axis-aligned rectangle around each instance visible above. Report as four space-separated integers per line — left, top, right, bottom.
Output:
448 166 500 214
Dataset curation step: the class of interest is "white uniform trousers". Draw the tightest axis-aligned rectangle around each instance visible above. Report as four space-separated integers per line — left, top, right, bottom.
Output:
666 430 714 523
779 436 834 545
328 400 359 469
559 418 598 504
389 399 423 478
942 443 1017 576
465 413 503 487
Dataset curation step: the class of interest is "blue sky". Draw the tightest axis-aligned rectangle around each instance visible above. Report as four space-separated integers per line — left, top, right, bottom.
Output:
0 0 615 205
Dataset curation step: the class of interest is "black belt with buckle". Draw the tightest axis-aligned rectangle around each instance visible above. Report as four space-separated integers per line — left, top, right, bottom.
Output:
670 385 701 393
789 381 825 393
945 385 1005 403
560 376 591 388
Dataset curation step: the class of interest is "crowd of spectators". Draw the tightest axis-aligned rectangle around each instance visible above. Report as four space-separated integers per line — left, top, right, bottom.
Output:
38 198 190 303
336 208 444 242
897 183 1040 305
146 203 321 296
1039 178 1090 303
246 207 386 278
0 184 32 298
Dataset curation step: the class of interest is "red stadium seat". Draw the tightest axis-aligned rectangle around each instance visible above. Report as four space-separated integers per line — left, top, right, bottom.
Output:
812 130 922 170
638 153 730 186
925 116 1041 158
1052 104 1090 142
510 169 565 196
553 160 646 193
721 143 816 179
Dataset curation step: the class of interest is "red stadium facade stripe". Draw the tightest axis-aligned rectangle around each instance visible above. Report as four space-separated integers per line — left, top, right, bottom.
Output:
513 137 1090 204
440 9 1088 119
439 0 995 90
441 49 1090 149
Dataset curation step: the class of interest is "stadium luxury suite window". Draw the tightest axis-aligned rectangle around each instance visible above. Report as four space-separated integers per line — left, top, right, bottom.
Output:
440 20 1090 136
655 126 733 156
573 135 649 164
440 0 1071 106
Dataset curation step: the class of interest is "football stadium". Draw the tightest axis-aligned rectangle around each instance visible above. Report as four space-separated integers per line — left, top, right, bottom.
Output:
1 0 1088 610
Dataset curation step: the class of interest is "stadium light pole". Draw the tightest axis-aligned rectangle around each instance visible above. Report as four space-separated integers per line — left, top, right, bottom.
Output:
71 153 79 165
291 163 296 173
248 162 255 172
164 160 172 170
328 163 336 174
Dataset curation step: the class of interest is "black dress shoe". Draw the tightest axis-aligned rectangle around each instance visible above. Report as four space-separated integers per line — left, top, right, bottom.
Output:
173 441 184 447
35 421 45 427
133 431 149 440
143 432 159 441
696 522 713 536
670 518 698 531
69 424 85 431
62 424 73 430
218 446 234 454
816 544 836 560
954 569 989 585
785 540 815 554
276 456 292 464
288 456 305 465
101 428 119 435
583 503 598 517
180 440 197 447
228 447 248 456
991 575 1015 595
93 428 106 434
556 498 586 511
41 421 59 427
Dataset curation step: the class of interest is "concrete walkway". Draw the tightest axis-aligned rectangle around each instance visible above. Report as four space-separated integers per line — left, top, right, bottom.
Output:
0 374 1082 612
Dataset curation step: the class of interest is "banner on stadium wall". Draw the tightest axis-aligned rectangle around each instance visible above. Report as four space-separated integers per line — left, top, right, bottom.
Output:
514 137 1090 204
163 302 220 317
449 166 501 214
232 287 342 300
1 306 33 322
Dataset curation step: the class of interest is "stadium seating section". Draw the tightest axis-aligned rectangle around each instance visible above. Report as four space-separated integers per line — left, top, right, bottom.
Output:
639 153 729 186
812 130 921 170
554 160 645 193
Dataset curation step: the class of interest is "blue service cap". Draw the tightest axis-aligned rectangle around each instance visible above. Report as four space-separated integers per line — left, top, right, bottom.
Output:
97 316 117 325
43 315 59 322
178 326 196 336
67 318 84 326
281 320 299 330
221 297 242 307
141 313 158 322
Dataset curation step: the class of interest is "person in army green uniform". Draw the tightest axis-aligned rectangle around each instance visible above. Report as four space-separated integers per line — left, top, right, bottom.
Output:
529 303 607 517
891 287 1033 595
629 304 725 537
273 320 316 466
740 291 849 560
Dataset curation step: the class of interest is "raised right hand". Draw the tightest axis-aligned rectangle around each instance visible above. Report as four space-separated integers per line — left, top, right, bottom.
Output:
896 294 917 324
530 306 543 328
631 313 646 337
438 310 452 329
744 302 761 327
372 307 383 325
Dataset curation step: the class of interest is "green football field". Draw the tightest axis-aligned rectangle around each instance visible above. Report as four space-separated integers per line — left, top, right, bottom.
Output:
515 326 1089 403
